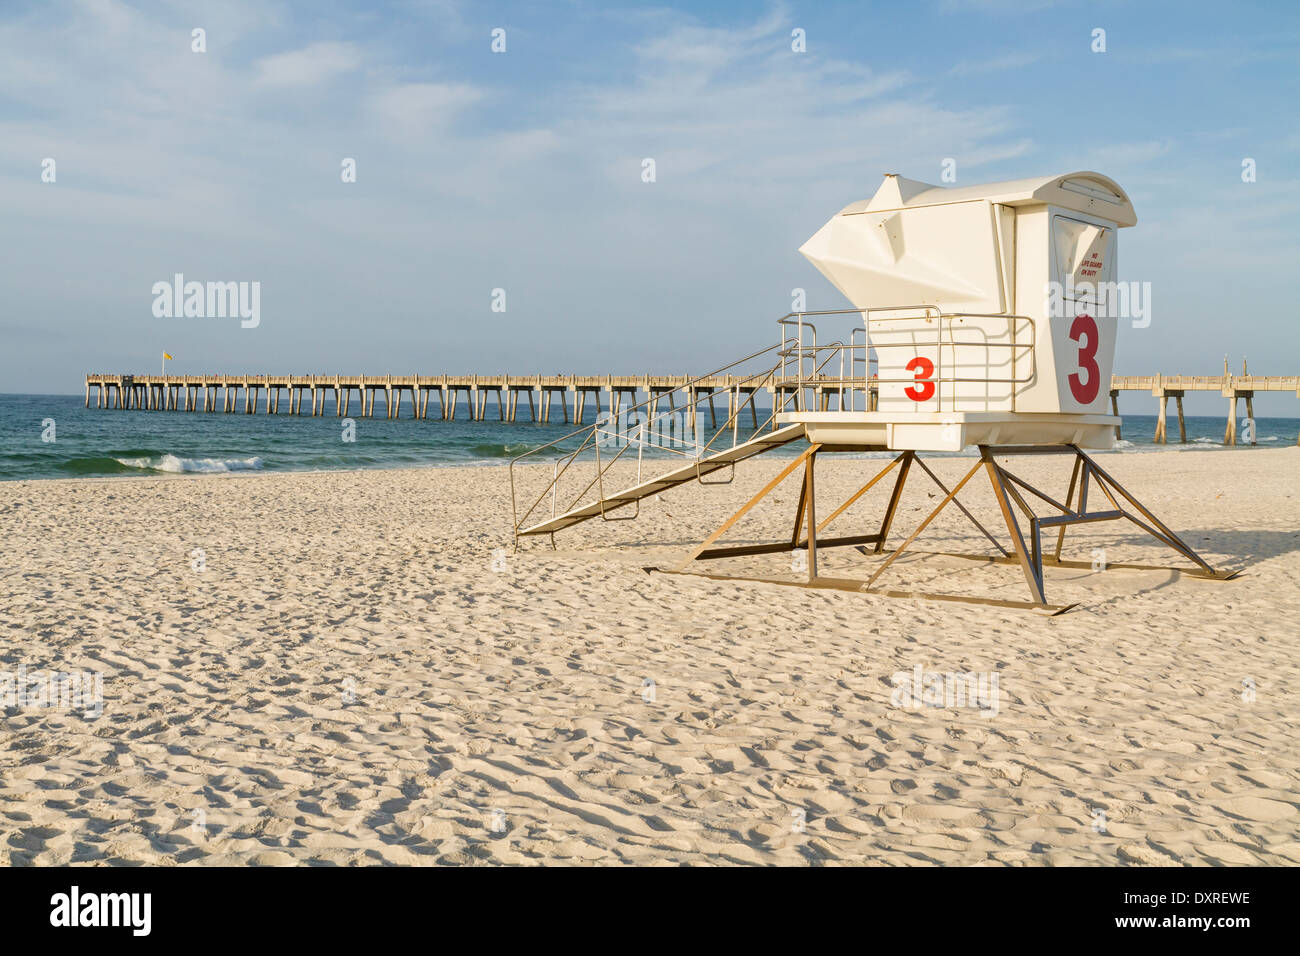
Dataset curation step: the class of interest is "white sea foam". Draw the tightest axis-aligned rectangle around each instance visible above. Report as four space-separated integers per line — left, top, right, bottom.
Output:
115 455 263 473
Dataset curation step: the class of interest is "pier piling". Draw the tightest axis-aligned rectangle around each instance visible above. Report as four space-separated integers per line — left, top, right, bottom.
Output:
81 371 1300 446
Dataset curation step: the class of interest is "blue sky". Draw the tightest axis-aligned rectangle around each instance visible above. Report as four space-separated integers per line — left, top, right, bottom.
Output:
2 0 1298 412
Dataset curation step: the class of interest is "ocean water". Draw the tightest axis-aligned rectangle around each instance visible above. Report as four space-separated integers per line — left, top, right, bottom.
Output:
0 393 1295 482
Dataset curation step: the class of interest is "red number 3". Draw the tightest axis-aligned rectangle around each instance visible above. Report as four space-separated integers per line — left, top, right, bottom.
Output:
1068 314 1100 404
905 356 935 402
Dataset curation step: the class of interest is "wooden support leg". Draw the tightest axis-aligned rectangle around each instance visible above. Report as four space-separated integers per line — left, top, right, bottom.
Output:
1053 454 1084 561
1176 394 1186 443
874 451 914 553
984 456 1047 606
791 461 810 548
803 450 818 580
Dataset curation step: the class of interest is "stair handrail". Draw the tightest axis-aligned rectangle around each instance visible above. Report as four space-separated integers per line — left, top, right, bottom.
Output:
510 341 785 539
509 307 896 541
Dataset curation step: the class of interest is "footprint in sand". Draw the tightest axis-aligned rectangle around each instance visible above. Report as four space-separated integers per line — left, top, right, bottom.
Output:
901 804 983 827
1215 796 1296 823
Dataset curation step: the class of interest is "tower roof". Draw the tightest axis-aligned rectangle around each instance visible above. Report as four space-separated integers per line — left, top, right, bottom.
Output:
839 171 1136 226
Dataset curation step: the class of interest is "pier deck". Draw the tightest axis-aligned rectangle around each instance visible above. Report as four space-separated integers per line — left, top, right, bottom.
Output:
84 372 1300 445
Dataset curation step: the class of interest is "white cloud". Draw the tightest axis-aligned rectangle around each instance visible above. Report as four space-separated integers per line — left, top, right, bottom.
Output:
949 51 1045 76
368 82 484 139
3 0 1290 391
253 42 361 88
938 0 1066 12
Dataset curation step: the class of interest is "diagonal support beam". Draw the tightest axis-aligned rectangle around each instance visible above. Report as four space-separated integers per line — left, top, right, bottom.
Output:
815 452 905 535
863 457 986 589
873 451 914 553
983 453 1047 605
1073 447 1215 574
1053 455 1083 561
911 455 1007 556
674 444 820 572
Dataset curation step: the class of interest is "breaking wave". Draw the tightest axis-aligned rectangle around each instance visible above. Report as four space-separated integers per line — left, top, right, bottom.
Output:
114 454 264 473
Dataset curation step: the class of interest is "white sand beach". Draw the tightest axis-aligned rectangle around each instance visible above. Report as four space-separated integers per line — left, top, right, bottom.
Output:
1 447 1297 865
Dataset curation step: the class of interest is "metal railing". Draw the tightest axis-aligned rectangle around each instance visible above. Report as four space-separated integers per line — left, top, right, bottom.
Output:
509 341 787 542
509 307 1041 541
777 306 1037 414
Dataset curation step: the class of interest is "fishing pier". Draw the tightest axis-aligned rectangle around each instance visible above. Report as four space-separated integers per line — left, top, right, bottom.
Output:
85 370 1300 445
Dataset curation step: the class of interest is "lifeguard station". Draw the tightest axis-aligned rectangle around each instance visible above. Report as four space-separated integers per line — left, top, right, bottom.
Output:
509 171 1234 612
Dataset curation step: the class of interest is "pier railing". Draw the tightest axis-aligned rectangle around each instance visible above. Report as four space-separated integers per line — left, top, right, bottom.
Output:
85 329 1300 449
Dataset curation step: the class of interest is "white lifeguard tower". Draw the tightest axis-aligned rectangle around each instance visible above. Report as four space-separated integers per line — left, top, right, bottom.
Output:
792 171 1130 449
510 171 1234 612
